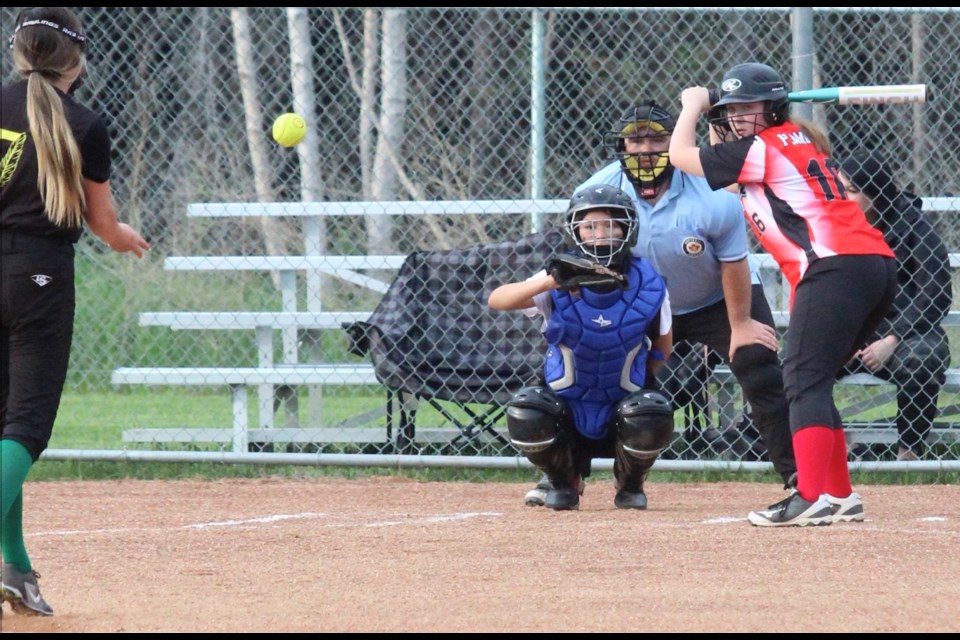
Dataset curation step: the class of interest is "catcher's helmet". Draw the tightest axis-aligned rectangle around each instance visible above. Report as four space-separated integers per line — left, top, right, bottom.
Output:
564 185 638 271
709 62 788 133
603 101 676 199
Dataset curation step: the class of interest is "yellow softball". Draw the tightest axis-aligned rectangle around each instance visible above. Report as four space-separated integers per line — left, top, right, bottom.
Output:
272 112 307 148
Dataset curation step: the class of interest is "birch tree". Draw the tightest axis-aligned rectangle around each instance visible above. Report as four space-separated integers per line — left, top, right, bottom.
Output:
367 8 408 254
230 7 297 260
360 9 380 196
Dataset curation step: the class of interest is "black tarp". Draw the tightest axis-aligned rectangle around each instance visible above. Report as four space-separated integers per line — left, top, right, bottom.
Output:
347 229 563 407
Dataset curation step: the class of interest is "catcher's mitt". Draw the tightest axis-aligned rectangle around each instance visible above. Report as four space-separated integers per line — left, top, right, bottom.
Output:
547 254 627 292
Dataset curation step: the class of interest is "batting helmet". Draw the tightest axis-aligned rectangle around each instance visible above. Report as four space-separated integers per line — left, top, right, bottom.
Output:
709 62 789 133
603 101 676 198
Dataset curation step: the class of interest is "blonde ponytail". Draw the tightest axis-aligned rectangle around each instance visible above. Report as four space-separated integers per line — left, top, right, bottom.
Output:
11 7 89 228
24 72 86 227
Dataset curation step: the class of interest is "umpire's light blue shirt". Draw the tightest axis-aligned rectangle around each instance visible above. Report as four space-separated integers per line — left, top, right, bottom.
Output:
577 162 759 315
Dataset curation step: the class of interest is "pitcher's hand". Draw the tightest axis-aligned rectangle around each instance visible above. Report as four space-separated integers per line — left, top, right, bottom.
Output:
110 223 150 258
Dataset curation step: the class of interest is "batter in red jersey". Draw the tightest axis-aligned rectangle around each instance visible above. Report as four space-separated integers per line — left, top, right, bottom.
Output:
669 62 898 527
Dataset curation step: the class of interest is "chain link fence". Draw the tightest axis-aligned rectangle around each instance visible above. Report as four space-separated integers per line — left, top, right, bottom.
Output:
3 7 958 468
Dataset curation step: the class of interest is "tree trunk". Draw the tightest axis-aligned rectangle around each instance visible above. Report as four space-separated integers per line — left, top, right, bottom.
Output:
230 7 292 260
911 12 926 187
368 8 408 254
361 9 380 198
466 10 495 199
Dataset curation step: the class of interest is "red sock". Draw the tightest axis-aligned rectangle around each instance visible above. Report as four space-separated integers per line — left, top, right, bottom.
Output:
792 426 834 502
824 428 853 498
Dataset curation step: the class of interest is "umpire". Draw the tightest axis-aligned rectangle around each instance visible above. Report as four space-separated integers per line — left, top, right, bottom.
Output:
577 100 797 486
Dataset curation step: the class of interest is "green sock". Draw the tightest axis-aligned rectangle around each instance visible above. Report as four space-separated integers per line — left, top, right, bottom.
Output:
1 439 35 572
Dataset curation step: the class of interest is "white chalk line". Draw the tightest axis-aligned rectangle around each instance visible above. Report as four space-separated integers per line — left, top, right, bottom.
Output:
29 511 503 538
351 512 502 529
28 511 954 539
180 512 327 529
703 517 744 524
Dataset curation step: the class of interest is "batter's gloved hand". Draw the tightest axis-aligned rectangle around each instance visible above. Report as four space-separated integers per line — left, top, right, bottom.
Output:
547 254 627 292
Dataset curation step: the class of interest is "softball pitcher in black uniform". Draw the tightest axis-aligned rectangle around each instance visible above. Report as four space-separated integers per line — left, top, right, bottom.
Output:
1 7 149 616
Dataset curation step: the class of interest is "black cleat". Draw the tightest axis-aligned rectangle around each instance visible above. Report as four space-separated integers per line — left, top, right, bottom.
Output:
545 477 581 511
614 489 648 510
1 564 53 616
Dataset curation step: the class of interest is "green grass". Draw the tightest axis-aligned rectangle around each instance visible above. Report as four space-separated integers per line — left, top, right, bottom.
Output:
55 385 958 451
47 386 960 471
49 386 518 452
50 386 393 449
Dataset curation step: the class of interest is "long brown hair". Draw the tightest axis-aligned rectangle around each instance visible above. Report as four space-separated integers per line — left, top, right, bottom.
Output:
10 7 88 228
789 116 833 156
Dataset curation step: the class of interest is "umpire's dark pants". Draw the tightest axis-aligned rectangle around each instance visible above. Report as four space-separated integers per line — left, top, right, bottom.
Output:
671 284 796 483
1 231 76 461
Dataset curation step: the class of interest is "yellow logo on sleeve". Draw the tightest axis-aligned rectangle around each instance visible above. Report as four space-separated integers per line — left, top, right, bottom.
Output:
1 128 28 188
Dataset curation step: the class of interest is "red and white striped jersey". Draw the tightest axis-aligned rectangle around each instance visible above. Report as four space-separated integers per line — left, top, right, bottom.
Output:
700 121 893 297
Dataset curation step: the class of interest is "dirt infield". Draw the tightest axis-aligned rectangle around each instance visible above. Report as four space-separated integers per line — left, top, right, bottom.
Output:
2 477 958 633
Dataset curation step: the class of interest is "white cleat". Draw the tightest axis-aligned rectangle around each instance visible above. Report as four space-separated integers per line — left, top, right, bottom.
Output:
823 492 865 523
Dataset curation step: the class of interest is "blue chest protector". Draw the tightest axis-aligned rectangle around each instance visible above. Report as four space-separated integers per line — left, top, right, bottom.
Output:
544 258 666 440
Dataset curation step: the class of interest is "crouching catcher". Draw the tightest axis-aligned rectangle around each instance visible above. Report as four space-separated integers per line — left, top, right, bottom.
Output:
507 387 674 510
488 185 675 510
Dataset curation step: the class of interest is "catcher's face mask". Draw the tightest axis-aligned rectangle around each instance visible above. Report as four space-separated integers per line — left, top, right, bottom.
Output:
570 210 632 269
565 185 639 271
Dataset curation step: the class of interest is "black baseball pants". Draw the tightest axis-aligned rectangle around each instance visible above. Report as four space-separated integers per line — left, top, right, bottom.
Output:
1 231 76 461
